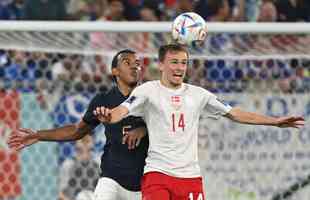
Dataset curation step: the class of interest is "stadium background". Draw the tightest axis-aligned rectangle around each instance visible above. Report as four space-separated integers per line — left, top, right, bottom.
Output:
0 0 310 200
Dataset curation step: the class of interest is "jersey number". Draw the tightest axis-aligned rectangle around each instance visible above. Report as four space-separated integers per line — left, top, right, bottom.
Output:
189 192 203 200
171 113 185 132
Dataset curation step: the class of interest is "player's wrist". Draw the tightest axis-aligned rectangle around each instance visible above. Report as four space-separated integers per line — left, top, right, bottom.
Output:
30 130 41 140
272 118 281 127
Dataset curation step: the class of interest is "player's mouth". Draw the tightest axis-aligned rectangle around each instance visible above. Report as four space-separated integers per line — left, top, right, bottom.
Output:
173 73 183 78
130 71 139 78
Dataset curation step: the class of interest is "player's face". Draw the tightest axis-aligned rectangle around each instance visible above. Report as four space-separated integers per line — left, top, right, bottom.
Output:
159 50 188 88
115 53 141 87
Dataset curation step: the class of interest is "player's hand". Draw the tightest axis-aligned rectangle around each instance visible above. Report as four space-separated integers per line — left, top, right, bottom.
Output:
93 106 112 123
122 127 146 150
276 116 305 128
7 128 39 151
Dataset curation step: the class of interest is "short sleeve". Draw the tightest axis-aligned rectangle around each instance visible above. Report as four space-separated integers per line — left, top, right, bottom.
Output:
121 84 147 117
82 94 103 129
202 90 232 119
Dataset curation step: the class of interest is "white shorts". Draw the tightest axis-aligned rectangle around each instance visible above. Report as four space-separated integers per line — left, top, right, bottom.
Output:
94 177 141 200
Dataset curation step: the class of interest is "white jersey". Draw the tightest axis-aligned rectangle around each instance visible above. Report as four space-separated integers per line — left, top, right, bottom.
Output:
121 80 232 178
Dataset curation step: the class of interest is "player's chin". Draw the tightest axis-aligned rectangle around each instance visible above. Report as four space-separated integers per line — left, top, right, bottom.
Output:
128 79 139 87
171 78 183 87
127 75 139 85
173 76 184 83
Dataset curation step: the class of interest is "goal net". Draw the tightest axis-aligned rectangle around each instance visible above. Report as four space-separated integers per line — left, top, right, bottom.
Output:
0 21 309 200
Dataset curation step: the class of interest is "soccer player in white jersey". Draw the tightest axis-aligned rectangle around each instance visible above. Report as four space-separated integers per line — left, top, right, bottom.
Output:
93 44 305 200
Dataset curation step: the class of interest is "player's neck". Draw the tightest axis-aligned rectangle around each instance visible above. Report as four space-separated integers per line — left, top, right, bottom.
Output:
117 81 135 97
160 79 182 90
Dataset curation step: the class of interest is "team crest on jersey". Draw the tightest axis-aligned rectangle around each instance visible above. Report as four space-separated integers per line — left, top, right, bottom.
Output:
171 95 182 110
126 96 136 104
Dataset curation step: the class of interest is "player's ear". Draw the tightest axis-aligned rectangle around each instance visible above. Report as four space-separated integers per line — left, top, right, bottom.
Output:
112 68 119 77
158 61 164 72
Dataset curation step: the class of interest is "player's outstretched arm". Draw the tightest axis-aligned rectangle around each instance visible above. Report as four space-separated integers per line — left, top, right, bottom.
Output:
93 105 129 124
225 107 305 128
8 121 92 151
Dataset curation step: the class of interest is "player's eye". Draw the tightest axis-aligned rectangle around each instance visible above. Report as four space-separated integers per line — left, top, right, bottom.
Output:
170 60 188 65
181 60 188 65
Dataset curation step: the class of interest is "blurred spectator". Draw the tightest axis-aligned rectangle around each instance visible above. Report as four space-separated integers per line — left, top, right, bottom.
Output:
66 0 106 21
257 0 277 22
59 134 100 200
275 0 310 22
165 0 176 8
244 0 261 21
122 0 142 20
139 0 163 21
0 0 24 20
79 54 111 90
140 6 159 21
230 0 262 21
195 0 230 21
52 60 74 82
194 0 208 20
187 59 205 86
229 0 245 21
99 0 125 21
175 0 194 16
278 78 292 93
139 0 162 21
23 0 67 20
35 75 58 111
51 55 81 94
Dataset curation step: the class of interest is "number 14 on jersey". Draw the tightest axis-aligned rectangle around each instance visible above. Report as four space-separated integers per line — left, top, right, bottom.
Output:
171 113 185 132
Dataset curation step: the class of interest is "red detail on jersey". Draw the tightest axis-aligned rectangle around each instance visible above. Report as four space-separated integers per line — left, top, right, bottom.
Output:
171 113 185 132
171 96 182 110
171 96 180 102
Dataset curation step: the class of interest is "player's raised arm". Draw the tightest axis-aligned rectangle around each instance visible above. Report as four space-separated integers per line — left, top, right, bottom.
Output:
202 89 305 129
93 105 129 124
225 107 305 128
8 120 92 151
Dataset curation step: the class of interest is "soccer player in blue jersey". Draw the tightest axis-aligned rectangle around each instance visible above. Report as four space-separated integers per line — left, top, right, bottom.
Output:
8 49 148 200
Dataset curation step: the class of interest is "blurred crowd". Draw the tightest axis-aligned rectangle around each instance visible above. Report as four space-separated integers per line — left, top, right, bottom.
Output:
0 0 310 22
0 0 309 100
0 49 309 102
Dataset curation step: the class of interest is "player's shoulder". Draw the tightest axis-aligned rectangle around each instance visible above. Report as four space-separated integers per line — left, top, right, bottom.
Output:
140 80 158 87
185 83 215 97
185 83 208 92
92 90 107 100
90 87 115 103
135 80 158 90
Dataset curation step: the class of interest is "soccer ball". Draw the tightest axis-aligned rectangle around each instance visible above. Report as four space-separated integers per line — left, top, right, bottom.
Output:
172 12 207 45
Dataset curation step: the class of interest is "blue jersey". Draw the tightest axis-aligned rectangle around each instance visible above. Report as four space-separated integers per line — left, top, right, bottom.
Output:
83 86 148 191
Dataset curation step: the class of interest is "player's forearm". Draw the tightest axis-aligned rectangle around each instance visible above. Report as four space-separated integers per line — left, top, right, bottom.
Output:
110 106 129 123
227 107 279 126
35 124 88 141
